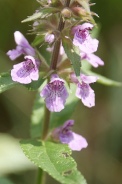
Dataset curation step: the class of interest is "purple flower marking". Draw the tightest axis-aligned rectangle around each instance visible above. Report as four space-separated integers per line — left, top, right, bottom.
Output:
11 55 39 84
40 74 69 112
71 73 98 107
7 31 35 60
52 120 88 151
72 23 98 54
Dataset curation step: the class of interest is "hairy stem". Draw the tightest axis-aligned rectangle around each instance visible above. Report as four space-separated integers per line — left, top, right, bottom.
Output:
36 1 71 184
42 105 51 140
50 0 71 70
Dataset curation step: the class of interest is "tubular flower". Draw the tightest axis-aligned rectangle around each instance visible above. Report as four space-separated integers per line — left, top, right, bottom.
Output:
72 23 98 54
52 120 88 151
11 55 39 84
72 23 104 67
7 31 35 60
40 74 69 112
71 73 98 108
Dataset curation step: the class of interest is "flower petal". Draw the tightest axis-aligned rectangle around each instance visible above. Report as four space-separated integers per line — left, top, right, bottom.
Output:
80 74 98 84
7 46 23 60
68 132 88 151
11 56 39 84
82 53 104 67
76 83 95 107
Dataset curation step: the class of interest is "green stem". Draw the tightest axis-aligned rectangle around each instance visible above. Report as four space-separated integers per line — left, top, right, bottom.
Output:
42 105 51 140
50 16 65 70
36 105 50 184
36 168 46 184
36 1 71 184
50 0 71 71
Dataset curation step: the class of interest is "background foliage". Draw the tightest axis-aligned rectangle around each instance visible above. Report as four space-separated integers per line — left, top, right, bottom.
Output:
0 0 122 184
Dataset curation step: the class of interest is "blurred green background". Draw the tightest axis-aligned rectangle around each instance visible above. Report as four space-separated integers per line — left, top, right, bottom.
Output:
0 0 122 184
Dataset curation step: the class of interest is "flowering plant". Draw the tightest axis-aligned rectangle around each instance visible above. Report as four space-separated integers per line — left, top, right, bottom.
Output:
0 0 121 184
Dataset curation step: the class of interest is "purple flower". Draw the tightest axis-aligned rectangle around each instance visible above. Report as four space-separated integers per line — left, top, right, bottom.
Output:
81 52 104 68
52 120 88 151
11 55 39 84
72 23 104 67
72 23 98 54
71 73 98 107
40 74 68 112
7 31 35 60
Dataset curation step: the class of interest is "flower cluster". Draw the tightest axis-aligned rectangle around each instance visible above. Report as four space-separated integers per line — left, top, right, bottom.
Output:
6 0 104 152
7 22 103 109
7 31 39 84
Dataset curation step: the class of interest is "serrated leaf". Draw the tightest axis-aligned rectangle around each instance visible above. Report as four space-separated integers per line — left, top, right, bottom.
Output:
82 69 122 86
0 72 17 93
22 7 60 23
62 36 81 76
31 84 78 138
20 140 87 184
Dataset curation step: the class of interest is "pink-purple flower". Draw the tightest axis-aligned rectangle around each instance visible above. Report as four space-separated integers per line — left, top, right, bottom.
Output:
81 52 104 68
7 31 35 60
11 55 39 84
72 23 104 67
71 73 98 107
40 74 69 112
52 120 88 151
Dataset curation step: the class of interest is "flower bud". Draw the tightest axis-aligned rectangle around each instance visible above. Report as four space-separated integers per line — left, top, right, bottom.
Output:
45 33 55 44
61 8 72 19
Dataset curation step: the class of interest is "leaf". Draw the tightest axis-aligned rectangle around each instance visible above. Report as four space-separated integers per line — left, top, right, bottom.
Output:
25 77 45 91
62 36 81 76
20 140 87 184
0 72 17 93
82 69 122 86
30 84 78 138
22 7 60 23
30 92 45 138
32 34 45 47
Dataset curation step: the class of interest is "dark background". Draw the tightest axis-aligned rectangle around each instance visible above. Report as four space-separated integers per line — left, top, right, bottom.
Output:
0 0 122 184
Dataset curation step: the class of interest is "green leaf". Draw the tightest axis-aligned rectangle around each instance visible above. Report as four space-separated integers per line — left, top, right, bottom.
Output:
22 7 60 23
30 92 45 138
20 140 87 184
32 34 45 47
25 77 45 91
62 36 81 76
30 84 78 138
0 178 14 184
0 72 17 93
82 69 122 86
